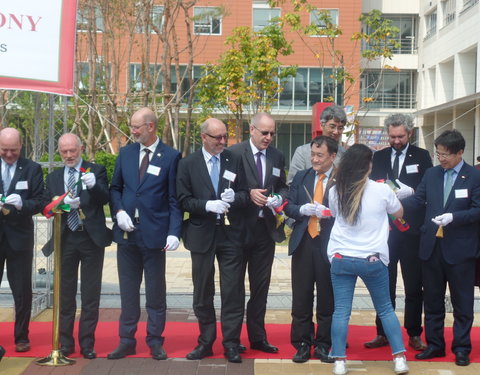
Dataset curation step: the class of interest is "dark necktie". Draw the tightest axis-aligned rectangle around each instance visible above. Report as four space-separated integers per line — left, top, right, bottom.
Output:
256 151 263 188
67 167 80 231
139 149 151 181
392 150 402 180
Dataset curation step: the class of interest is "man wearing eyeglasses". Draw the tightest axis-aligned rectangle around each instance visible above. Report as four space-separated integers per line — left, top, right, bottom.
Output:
229 112 288 353
366 114 432 352
177 118 249 363
287 105 347 185
109 107 182 360
401 129 480 367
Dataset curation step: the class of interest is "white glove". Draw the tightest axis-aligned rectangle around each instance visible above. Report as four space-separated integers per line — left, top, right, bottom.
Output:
5 194 22 210
205 200 230 214
314 203 330 219
164 235 180 251
266 195 283 209
220 188 235 203
299 203 317 216
116 210 135 232
432 213 453 227
64 195 80 209
395 179 414 200
81 172 96 189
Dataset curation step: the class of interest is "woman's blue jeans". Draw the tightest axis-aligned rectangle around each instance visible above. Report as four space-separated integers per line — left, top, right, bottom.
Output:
329 255 406 358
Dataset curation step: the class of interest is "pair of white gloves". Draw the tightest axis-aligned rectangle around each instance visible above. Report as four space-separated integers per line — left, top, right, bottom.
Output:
205 189 284 214
116 210 179 251
62 172 97 210
394 178 453 227
0 194 23 210
299 202 329 219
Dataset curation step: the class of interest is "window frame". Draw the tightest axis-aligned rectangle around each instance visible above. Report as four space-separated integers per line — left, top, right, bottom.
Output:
193 6 222 36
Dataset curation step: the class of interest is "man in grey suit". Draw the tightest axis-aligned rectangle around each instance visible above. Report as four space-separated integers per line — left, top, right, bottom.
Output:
287 105 347 185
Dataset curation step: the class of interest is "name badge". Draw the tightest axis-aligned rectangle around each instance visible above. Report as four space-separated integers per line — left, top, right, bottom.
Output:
272 167 281 177
147 165 161 176
455 189 468 199
405 164 419 174
15 181 28 190
223 170 236 182
82 182 87 190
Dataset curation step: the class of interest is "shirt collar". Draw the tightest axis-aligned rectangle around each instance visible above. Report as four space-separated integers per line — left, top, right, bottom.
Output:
446 159 464 174
317 165 333 179
249 139 265 156
67 159 83 172
201 147 221 163
1 159 17 169
391 143 409 157
140 137 159 154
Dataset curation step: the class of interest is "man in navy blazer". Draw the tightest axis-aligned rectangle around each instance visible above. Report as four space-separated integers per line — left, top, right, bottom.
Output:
284 136 337 363
43 133 111 359
366 114 432 351
403 129 480 367
177 118 249 363
109 108 182 360
0 128 45 353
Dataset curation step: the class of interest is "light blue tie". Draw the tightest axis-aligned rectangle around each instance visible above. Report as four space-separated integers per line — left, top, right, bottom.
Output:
67 168 80 231
3 164 12 192
443 169 454 206
210 156 219 195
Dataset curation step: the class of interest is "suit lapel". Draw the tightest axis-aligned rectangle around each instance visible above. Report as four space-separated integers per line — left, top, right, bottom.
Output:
264 147 273 191
243 142 259 186
197 150 216 198
7 158 25 194
444 164 469 209
303 169 315 203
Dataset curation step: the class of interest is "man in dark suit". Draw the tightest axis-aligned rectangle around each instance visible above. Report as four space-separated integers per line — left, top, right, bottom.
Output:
403 129 480 367
177 118 248 363
229 112 288 353
284 136 337 363
0 127 45 353
365 114 432 351
109 108 182 360
43 133 111 359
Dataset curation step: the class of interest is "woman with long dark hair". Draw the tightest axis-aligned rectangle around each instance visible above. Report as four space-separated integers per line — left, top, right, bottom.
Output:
327 144 408 375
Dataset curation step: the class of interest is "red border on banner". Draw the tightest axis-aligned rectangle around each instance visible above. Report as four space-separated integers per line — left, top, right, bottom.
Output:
0 0 77 96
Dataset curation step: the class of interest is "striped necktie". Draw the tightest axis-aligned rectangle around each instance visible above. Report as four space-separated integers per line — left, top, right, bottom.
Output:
67 167 80 231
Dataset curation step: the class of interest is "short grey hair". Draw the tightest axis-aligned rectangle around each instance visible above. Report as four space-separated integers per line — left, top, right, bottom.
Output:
384 113 414 132
320 105 347 125
251 112 275 127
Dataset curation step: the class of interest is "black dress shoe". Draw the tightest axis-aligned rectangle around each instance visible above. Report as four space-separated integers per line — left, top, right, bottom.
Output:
251 340 279 353
151 344 167 360
15 342 30 352
81 349 97 359
314 345 334 363
60 346 74 357
455 351 470 366
415 347 446 360
186 344 213 360
0 345 5 362
107 343 136 359
224 347 242 363
364 335 388 349
238 344 247 353
292 342 310 363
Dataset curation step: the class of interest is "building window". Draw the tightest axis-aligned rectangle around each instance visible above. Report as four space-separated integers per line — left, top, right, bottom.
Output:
136 5 164 33
361 70 416 109
362 15 417 55
462 0 479 13
442 0 456 26
425 10 437 40
193 7 222 35
310 9 339 36
252 2 281 32
76 62 110 91
77 7 104 32
276 67 343 111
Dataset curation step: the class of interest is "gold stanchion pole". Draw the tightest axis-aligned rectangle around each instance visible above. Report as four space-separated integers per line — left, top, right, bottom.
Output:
37 213 75 366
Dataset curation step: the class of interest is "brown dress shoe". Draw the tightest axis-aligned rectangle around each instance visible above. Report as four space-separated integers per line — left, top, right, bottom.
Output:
408 336 427 351
15 342 30 352
364 335 388 349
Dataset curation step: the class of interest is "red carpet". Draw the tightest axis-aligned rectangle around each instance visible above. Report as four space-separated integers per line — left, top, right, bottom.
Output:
1 321 479 362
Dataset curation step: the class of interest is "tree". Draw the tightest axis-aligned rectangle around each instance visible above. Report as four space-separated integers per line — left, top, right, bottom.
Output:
269 1 400 140
197 24 297 142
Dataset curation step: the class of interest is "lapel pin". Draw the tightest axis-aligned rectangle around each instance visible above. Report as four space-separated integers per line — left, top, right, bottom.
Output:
226 158 229 162
461 175 465 179
157 153 161 157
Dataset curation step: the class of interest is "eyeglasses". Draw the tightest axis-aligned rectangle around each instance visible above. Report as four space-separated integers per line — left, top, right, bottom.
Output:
128 123 148 131
435 152 454 159
325 123 345 132
205 133 227 141
252 124 275 137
